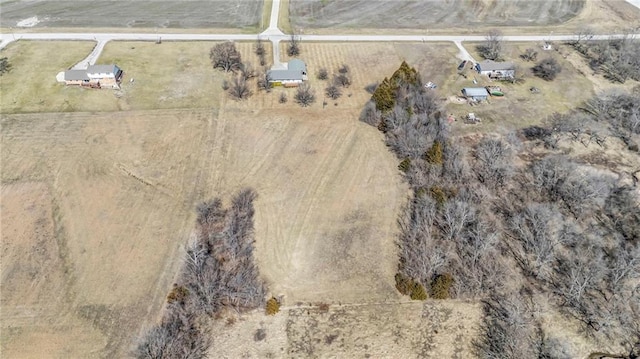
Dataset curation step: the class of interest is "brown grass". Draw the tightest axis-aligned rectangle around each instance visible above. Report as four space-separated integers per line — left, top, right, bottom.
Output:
447 41 596 134
0 40 96 113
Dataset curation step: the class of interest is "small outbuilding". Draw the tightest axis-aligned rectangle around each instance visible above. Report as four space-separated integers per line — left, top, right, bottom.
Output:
462 87 490 101
476 60 515 80
268 59 308 87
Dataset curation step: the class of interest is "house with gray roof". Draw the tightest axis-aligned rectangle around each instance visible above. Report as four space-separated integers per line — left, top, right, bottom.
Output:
58 64 123 88
267 59 307 87
476 60 515 80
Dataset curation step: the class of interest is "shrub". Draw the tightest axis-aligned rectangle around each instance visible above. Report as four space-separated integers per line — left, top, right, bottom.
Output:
521 48 538 62
372 77 396 112
333 73 351 88
429 186 447 207
398 158 411 173
365 82 379 94
279 92 287 104
325 85 342 100
166 285 189 304
338 64 350 74
532 58 562 81
266 297 280 315
317 68 328 80
395 272 428 300
0 57 11 76
410 282 428 300
294 83 315 107
430 273 454 299
425 141 444 164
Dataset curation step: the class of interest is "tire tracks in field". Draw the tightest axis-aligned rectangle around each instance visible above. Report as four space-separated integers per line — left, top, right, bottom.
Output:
281 123 359 291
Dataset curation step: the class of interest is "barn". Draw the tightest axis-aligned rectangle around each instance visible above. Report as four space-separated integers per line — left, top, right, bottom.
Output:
268 59 308 87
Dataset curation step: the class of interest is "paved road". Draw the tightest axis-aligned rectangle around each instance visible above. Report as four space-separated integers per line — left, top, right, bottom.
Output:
0 0 636 64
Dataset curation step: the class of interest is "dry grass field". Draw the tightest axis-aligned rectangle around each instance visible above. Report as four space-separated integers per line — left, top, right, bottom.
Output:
0 40 272 113
208 301 481 358
0 0 263 30
0 41 96 113
0 106 408 357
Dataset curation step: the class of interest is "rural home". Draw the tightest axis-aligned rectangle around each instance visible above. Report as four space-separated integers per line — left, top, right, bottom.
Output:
476 60 515 80
267 59 307 87
462 87 490 101
57 64 123 89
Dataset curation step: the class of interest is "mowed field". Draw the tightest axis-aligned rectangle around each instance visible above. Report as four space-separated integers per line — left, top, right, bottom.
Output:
0 106 407 357
290 0 585 29
0 40 269 113
0 0 263 29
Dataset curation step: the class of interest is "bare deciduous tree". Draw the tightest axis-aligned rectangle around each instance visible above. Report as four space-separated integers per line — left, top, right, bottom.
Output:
478 29 504 61
521 48 538 62
333 73 351 88
287 34 301 57
294 83 315 107
210 42 242 72
532 58 562 81
228 76 252 100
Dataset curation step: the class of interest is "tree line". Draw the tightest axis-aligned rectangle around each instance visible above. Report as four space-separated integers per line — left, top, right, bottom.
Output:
135 188 266 359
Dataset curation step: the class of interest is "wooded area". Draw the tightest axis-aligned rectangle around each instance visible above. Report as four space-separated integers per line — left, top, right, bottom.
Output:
361 61 640 358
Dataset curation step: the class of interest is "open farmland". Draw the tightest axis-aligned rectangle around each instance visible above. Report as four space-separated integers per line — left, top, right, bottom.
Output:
290 0 585 29
0 0 263 30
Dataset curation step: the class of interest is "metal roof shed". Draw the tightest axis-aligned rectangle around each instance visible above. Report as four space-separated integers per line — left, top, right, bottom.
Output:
462 87 489 99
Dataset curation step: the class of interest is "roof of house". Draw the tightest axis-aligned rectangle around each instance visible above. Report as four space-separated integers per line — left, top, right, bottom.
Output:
268 69 304 81
64 69 90 81
478 60 515 71
462 87 489 97
287 59 306 72
87 64 120 74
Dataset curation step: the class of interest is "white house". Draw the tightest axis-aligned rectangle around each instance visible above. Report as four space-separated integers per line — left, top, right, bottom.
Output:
59 64 123 89
476 60 515 80
267 59 308 87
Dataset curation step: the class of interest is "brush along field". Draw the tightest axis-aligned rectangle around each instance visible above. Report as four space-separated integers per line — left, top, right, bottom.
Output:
0 0 263 30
